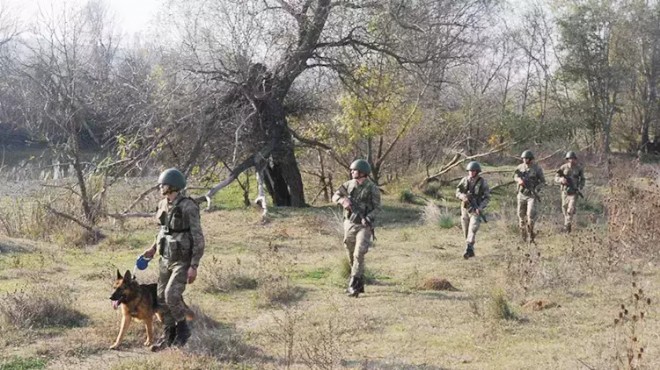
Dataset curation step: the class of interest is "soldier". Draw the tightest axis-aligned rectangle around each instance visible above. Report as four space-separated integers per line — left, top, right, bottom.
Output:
143 168 205 351
456 161 491 259
554 151 585 233
513 150 546 243
332 159 381 298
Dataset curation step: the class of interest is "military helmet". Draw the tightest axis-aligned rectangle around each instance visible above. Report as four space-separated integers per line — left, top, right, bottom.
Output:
565 151 577 159
158 168 186 190
349 159 371 175
466 161 481 172
521 150 534 159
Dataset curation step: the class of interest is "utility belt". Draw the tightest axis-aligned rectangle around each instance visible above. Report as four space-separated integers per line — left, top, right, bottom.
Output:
158 228 192 262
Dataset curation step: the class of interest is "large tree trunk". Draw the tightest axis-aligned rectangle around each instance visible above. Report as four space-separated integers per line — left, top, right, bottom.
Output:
253 72 306 206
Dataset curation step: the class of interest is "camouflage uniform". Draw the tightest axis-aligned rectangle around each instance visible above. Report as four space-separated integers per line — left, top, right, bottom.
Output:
156 193 205 328
554 163 585 231
332 178 381 291
455 175 491 253
513 163 546 241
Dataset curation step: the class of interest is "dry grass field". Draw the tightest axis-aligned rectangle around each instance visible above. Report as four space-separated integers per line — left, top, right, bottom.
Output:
0 159 659 370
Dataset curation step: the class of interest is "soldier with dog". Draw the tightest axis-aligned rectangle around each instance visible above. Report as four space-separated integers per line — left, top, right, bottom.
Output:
142 168 205 351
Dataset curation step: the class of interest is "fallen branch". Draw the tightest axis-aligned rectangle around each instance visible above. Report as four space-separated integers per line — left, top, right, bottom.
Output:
121 185 158 214
490 180 516 192
419 142 513 187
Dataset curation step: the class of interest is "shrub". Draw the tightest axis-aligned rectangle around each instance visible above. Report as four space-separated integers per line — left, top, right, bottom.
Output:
0 285 88 329
421 182 443 199
399 189 415 204
489 289 518 321
199 256 258 294
256 278 305 307
421 201 455 229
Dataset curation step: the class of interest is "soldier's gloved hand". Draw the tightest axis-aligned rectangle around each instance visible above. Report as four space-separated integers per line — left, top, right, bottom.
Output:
458 194 467 202
187 266 197 284
517 178 525 186
341 198 352 210
143 246 156 259
560 178 568 185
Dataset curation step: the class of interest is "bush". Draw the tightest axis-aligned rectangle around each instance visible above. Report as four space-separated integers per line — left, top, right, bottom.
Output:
399 189 416 204
489 289 518 321
0 285 88 329
438 214 455 229
421 182 443 199
199 256 258 294
421 201 455 229
256 278 305 307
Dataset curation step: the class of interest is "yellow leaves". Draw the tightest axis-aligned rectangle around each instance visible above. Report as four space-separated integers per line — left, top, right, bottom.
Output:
336 64 418 144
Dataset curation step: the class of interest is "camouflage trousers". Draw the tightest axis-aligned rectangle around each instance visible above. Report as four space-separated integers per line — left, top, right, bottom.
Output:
343 220 372 278
561 192 578 227
460 207 481 245
517 193 538 228
157 258 190 326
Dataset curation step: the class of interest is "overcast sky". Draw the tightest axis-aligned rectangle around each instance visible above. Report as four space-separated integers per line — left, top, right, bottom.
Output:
4 0 161 35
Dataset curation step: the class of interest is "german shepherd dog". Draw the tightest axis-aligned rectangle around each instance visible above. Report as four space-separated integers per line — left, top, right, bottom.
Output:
109 270 162 349
109 270 195 349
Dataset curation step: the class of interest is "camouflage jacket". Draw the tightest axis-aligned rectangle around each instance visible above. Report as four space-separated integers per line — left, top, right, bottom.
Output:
332 179 382 223
514 163 546 196
156 193 205 266
456 176 491 210
554 163 585 194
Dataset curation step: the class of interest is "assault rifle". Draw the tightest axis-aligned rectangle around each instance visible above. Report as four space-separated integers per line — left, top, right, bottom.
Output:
347 196 376 240
466 192 487 223
556 169 584 198
514 169 541 201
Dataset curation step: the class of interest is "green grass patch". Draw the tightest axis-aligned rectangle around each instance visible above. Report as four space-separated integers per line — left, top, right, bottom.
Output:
299 267 331 281
0 356 47 370
437 214 455 229
208 178 256 210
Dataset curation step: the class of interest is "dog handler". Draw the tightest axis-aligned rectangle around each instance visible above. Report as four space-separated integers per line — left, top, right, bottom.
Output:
143 168 205 351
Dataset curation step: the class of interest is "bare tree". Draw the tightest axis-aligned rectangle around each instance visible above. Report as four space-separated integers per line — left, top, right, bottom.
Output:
155 0 496 206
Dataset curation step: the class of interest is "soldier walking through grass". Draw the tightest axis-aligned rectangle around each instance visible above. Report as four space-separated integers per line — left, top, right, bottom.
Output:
554 151 585 233
332 159 381 297
455 161 491 259
513 150 546 243
142 168 205 351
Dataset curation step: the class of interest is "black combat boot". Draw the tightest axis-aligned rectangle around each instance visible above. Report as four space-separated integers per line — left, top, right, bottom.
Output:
346 276 361 297
564 224 572 233
150 324 176 352
463 243 475 259
528 224 535 243
357 277 365 293
172 320 191 347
